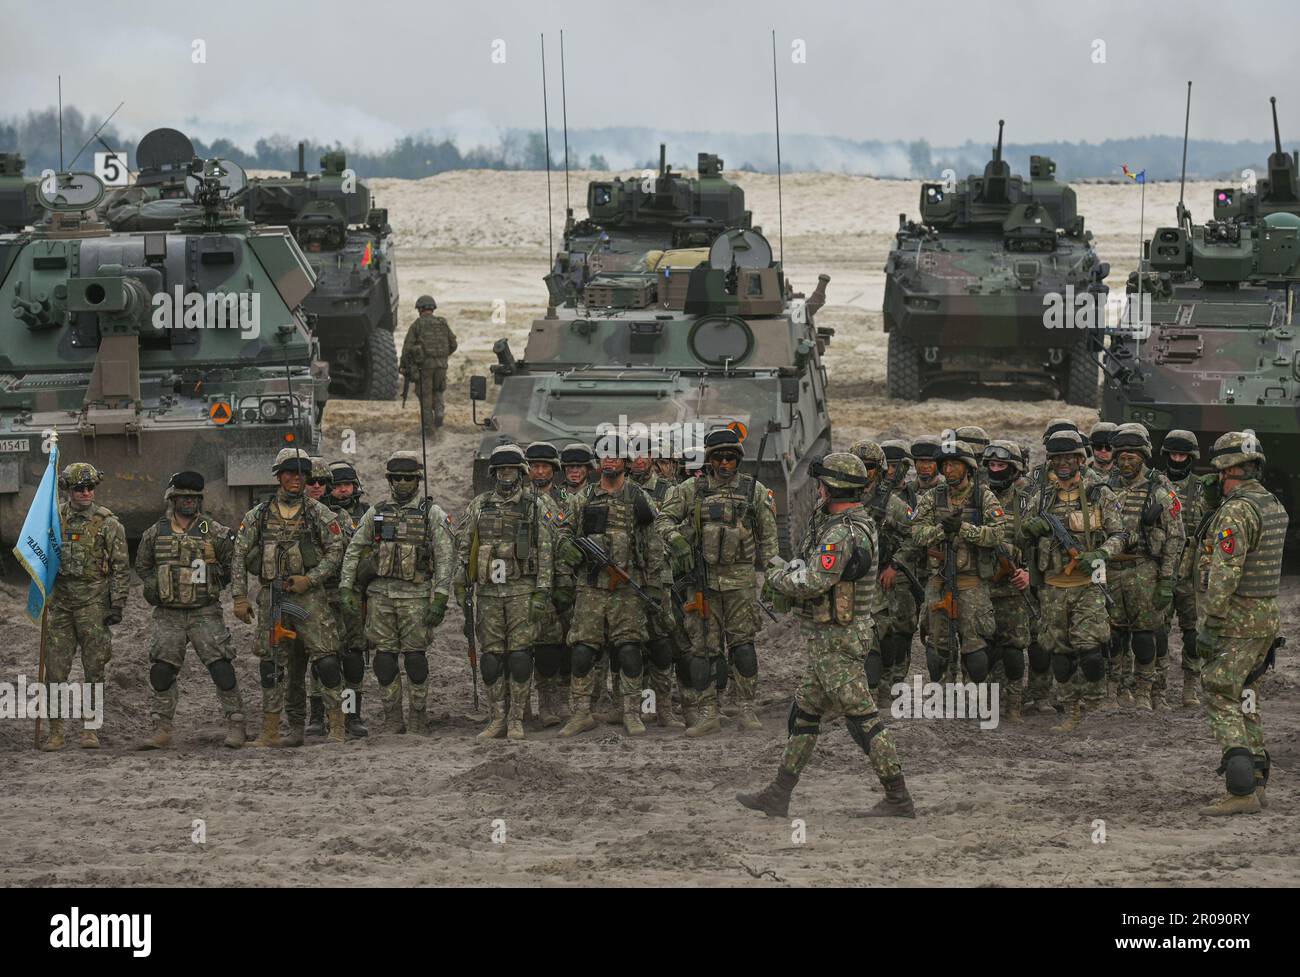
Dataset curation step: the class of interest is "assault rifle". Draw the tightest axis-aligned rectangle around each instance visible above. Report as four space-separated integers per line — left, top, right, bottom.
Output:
1040 511 1116 610
269 576 309 648
574 536 662 610
930 486 961 657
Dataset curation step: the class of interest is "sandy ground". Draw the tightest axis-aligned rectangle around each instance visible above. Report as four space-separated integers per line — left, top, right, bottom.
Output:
2 172 1297 888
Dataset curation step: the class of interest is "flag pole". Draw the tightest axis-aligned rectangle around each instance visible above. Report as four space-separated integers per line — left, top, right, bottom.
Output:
34 609 47 749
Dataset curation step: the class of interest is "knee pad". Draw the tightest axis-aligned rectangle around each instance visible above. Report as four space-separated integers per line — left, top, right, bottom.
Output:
312 655 342 689
1002 645 1025 682
1221 747 1257 797
1131 631 1157 666
731 642 758 678
880 633 906 668
712 655 728 691
534 643 562 677
1080 647 1106 682
964 649 990 683
506 650 533 683
618 643 643 678
688 656 712 693
480 652 504 686
646 638 673 671
206 659 237 692
1051 652 1076 684
845 714 884 754
1155 630 1169 662
405 651 430 684
864 649 883 688
570 644 596 676
925 644 947 681
1028 641 1051 675
787 702 821 737
675 657 693 687
373 651 400 686
342 649 366 685
149 661 178 693
259 659 283 689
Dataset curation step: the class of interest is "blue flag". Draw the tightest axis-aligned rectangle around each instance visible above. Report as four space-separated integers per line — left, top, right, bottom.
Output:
12 443 62 622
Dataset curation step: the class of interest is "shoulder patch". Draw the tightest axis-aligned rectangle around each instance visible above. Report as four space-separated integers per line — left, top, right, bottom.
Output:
1217 527 1235 555
992 506 1004 519
1168 492 1182 516
329 521 341 535
820 552 838 571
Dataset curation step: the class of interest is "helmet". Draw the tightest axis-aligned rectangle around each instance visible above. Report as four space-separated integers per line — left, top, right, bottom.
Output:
1044 429 1088 459
560 443 595 467
328 461 361 486
1160 429 1200 459
416 295 437 311
58 462 103 490
1111 422 1153 459
384 450 423 477
880 439 912 464
1043 417 1079 443
1210 431 1266 470
488 444 527 471
848 439 885 470
983 439 1025 473
164 470 205 501
308 456 331 481
955 426 990 450
525 442 561 467
812 452 871 490
703 428 745 460
594 433 627 460
1088 421 1119 449
910 434 943 461
272 447 312 475
937 431 979 469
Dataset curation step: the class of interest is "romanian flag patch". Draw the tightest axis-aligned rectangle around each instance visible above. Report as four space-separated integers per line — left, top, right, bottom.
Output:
820 543 837 552
1217 527 1235 555
992 506 1004 518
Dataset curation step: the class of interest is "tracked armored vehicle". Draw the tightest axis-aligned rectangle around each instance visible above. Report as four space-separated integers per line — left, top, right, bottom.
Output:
470 227 833 554
244 144 399 400
0 162 327 541
1101 97 1300 519
884 121 1109 405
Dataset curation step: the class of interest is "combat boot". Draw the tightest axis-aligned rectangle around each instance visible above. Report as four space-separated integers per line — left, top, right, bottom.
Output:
1152 688 1170 712
858 774 916 818
655 692 686 729
326 705 346 744
138 719 173 751
1133 687 1153 711
1006 690 1022 724
382 694 406 734
282 720 305 748
345 692 369 738
507 679 529 741
1118 688 1135 707
1198 792 1261 817
737 699 763 731
736 767 799 817
594 685 620 725
721 683 741 718
249 713 281 748
1051 702 1083 733
1104 681 1118 708
223 716 246 749
305 695 325 737
622 694 646 736
408 683 429 736
477 689 508 741
559 675 597 737
536 677 562 728
681 695 699 729
684 694 722 738
40 720 66 752
1181 673 1200 708
79 728 101 749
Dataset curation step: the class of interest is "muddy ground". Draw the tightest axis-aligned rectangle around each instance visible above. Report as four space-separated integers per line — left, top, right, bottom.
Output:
1 173 1297 887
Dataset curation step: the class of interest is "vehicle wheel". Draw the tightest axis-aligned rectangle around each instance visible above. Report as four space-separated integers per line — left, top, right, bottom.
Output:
1064 347 1099 407
887 331 921 400
362 326 400 400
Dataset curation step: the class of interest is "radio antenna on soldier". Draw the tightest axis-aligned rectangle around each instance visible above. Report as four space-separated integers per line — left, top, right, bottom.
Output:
1177 80 1192 231
770 30 784 265
561 29 570 215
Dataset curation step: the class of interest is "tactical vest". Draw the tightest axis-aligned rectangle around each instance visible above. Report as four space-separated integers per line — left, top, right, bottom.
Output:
1230 482 1287 599
1170 474 1203 540
797 508 875 626
1113 470 1166 560
1037 482 1107 581
372 499 437 583
152 516 222 607
59 506 111 581
245 499 324 581
926 483 994 579
695 474 758 568
642 476 672 503
471 493 539 585
581 483 651 575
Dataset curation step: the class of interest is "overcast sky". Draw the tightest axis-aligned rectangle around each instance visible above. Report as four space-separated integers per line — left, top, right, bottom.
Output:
3 0 1297 152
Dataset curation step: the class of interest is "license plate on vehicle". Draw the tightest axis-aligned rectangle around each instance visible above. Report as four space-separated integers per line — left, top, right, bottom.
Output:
0 439 30 452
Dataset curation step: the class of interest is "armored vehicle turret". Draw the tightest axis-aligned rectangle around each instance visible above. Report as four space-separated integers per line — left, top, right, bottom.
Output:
884 120 1109 405
0 153 40 232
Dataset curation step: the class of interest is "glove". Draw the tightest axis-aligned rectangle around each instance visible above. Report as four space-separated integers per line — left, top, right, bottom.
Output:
286 574 312 594
1195 627 1221 658
1152 578 1174 609
557 537 584 568
667 534 694 576
454 580 468 607
1200 473 1222 508
1074 550 1108 573
232 596 255 624
529 590 551 624
941 512 963 536
426 592 449 629
762 578 781 605
339 588 361 618
879 565 897 592
103 605 123 626
553 586 575 614
1022 516 1052 539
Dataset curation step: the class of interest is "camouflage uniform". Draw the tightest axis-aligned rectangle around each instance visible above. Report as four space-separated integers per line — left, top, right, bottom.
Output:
40 463 129 750
400 295 457 429
339 452 455 735
737 453 913 819
527 441 577 728
1160 431 1210 707
457 445 555 741
232 449 347 745
1195 432 1286 816
879 440 922 692
907 435 946 660
982 441 1037 721
660 429 779 734
325 462 372 737
1105 424 1185 710
135 471 245 748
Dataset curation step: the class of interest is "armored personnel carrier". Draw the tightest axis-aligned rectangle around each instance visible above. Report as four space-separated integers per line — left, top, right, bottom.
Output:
470 227 833 554
0 162 327 541
1101 97 1300 516
244 144 399 400
884 121 1109 405
0 153 40 232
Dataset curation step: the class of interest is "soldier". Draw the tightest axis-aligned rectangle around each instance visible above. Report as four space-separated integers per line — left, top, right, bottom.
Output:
339 451 455 735
302 458 338 735
954 425 990 454
399 295 458 429
1159 431 1210 709
1196 432 1286 816
1104 423 1184 710
909 436 1008 686
660 428 779 734
455 444 554 740
879 438 921 692
319 461 371 737
737 453 914 818
1089 421 1119 477
981 441 1037 722
526 441 575 727
910 435 945 495
555 436 667 737
561 442 597 491
40 463 129 751
1020 430 1125 732
135 471 245 749
232 448 348 746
